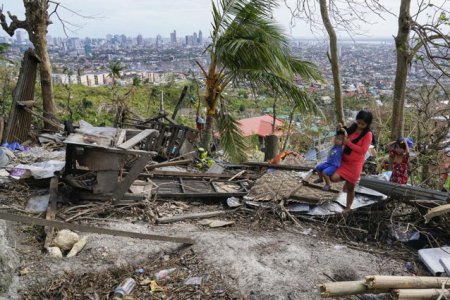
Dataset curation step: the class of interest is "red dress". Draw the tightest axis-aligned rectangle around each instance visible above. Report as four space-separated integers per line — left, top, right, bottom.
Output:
389 151 409 184
336 131 372 185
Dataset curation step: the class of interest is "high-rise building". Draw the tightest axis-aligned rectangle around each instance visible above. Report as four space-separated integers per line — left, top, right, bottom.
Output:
16 30 23 44
106 34 113 42
198 30 203 45
156 34 162 47
137 34 143 46
170 30 177 44
121 34 127 45
193 32 198 45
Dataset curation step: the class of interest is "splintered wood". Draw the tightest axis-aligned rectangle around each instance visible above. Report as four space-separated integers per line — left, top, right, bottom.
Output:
247 171 335 204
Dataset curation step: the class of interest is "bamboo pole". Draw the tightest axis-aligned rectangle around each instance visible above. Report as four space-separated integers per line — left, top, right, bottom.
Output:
366 276 450 290
393 288 450 300
319 281 389 297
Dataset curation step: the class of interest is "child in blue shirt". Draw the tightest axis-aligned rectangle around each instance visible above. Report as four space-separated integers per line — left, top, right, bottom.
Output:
314 130 345 191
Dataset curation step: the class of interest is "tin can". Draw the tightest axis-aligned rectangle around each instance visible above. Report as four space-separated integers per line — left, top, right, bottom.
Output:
114 277 136 297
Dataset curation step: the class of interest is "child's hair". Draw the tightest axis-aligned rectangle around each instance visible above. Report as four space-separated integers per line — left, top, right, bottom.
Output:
334 129 345 142
396 138 407 150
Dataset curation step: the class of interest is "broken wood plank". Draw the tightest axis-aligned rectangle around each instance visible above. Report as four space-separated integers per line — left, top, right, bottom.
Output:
140 170 255 179
157 210 229 224
146 159 192 170
117 129 156 149
424 204 450 223
243 161 312 171
228 170 246 181
44 176 58 249
0 211 194 244
115 129 127 146
157 192 247 199
112 154 151 204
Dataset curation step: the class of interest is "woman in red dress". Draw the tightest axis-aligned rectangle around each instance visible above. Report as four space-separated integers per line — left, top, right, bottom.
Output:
331 110 373 211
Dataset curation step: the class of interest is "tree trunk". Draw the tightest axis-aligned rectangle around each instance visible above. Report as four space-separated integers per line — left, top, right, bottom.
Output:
264 134 279 161
272 95 277 133
172 85 188 119
201 114 214 151
391 0 411 140
282 108 295 151
319 0 344 124
25 0 56 131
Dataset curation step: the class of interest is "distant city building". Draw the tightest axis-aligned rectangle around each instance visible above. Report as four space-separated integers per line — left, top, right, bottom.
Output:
121 34 127 45
170 30 177 44
137 34 143 46
106 34 113 42
15 30 23 44
198 30 203 45
193 32 198 45
156 34 162 47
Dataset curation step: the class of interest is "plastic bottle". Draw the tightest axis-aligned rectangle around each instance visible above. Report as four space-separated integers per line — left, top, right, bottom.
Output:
154 268 176 280
114 277 136 298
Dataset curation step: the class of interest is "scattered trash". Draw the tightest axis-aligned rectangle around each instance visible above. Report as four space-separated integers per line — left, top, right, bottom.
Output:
226 197 242 208
150 280 164 293
418 246 450 275
2 142 28 152
404 262 416 274
53 230 80 251
155 268 177 280
388 223 420 242
12 160 65 179
25 194 50 213
136 267 145 275
0 148 11 167
184 276 203 285
198 219 235 228
114 277 136 298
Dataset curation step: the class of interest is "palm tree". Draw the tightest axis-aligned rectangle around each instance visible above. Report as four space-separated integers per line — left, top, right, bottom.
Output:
108 62 123 86
198 0 322 160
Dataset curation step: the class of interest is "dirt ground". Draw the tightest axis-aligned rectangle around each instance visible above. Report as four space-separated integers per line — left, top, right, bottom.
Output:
0 202 410 300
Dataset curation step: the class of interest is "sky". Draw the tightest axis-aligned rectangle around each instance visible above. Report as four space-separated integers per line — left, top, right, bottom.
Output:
0 0 448 40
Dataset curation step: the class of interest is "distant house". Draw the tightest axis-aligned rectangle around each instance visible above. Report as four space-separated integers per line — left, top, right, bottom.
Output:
238 115 284 138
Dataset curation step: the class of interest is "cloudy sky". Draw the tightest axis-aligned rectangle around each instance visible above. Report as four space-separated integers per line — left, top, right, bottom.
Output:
0 0 447 40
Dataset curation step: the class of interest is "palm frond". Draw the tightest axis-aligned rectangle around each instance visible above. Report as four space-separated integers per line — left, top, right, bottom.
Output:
216 112 248 163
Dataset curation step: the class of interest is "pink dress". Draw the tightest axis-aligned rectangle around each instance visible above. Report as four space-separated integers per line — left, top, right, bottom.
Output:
336 131 372 185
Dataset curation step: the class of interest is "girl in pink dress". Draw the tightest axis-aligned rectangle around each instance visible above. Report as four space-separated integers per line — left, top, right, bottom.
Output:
388 138 410 184
331 110 373 211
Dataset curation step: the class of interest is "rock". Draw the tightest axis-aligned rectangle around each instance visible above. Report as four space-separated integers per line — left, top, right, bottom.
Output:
53 230 80 250
47 247 63 258
66 236 87 258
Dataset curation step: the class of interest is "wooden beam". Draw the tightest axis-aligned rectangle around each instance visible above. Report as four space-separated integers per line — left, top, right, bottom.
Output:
115 129 127 146
424 204 450 223
112 154 151 203
157 210 229 224
243 161 312 171
117 129 156 149
146 159 192 170
0 212 195 245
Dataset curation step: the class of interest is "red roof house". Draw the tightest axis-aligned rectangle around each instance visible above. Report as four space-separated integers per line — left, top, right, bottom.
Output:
238 115 284 137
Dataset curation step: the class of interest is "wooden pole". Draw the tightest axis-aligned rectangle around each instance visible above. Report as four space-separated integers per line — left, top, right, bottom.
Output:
319 281 382 298
365 276 450 290
393 288 450 300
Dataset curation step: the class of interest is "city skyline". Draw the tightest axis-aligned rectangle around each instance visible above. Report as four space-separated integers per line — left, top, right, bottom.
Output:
0 0 442 39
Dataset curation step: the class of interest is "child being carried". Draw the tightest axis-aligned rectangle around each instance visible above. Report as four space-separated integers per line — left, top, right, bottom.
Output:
313 130 346 191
